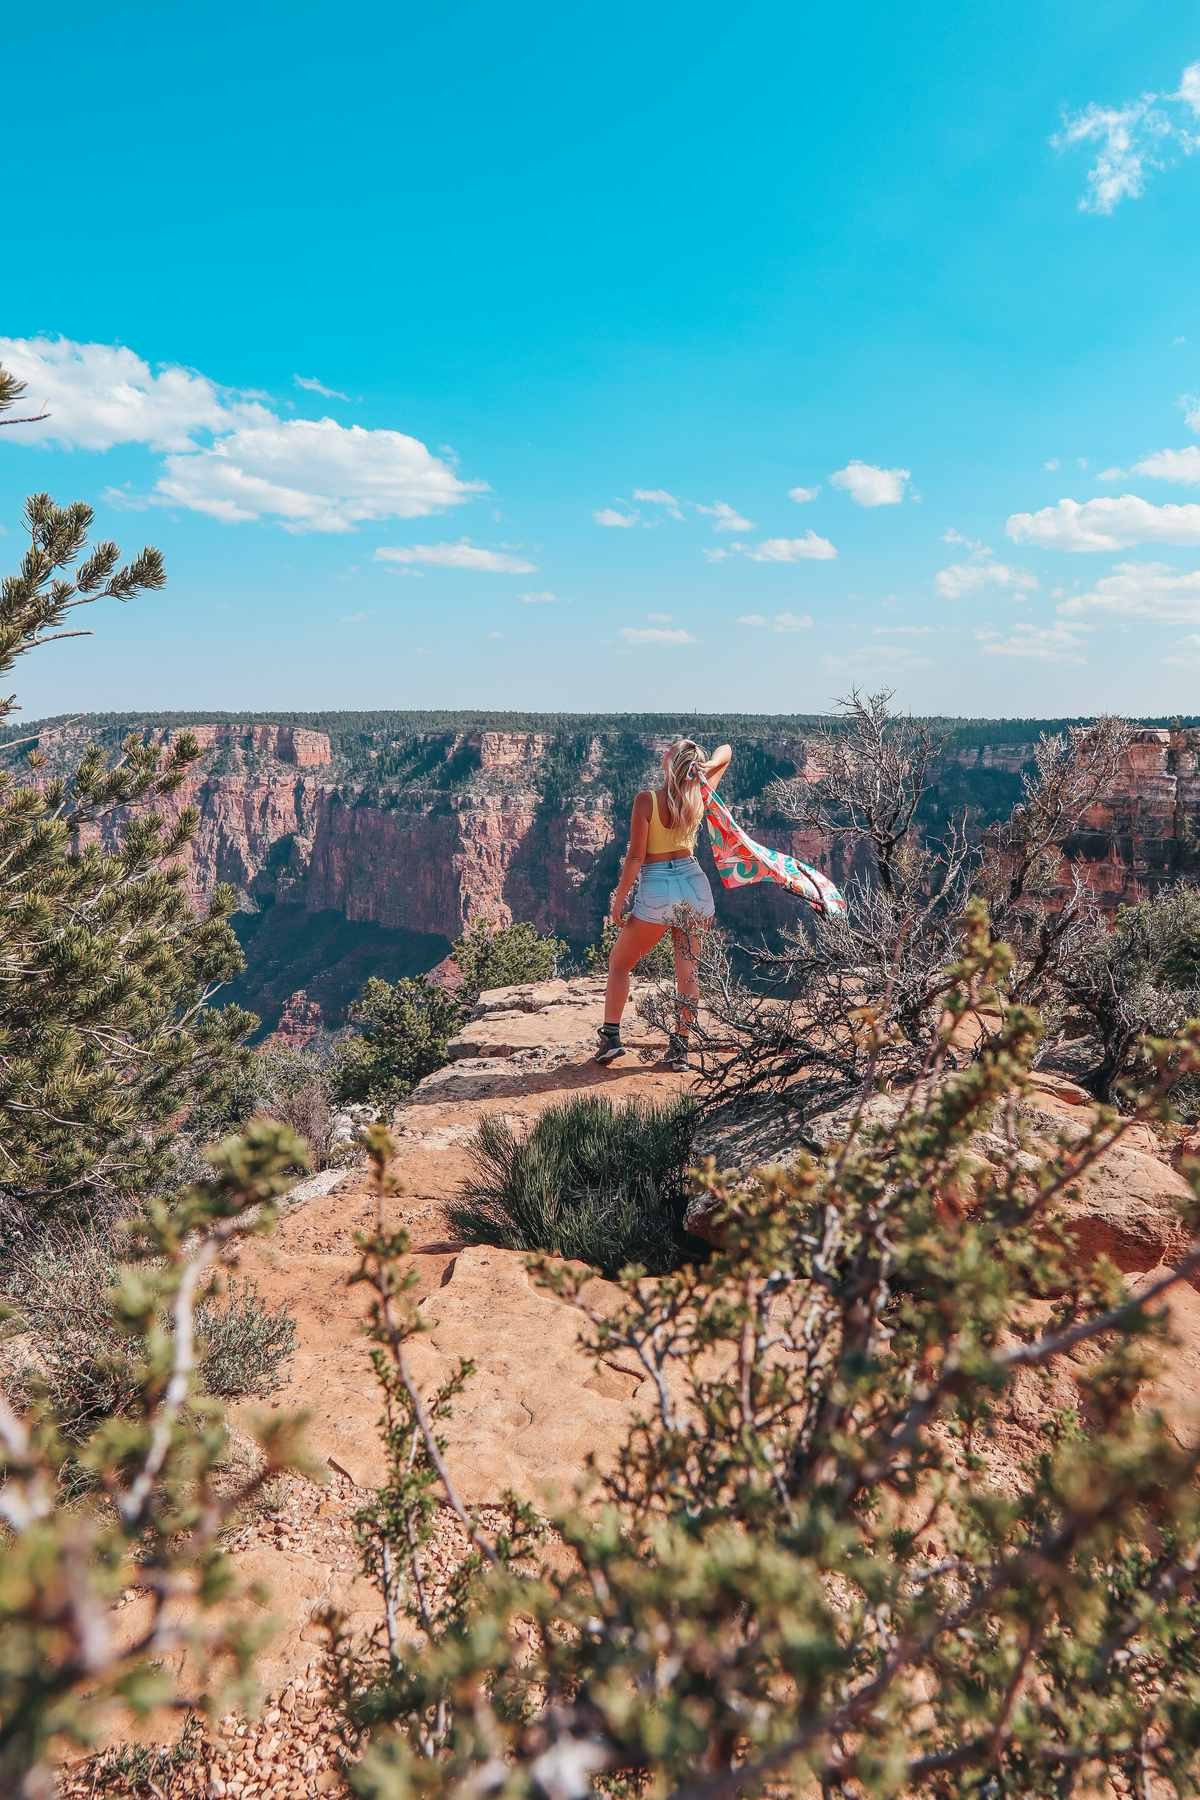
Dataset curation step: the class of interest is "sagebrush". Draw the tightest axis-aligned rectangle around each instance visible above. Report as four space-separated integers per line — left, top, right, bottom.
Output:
674 688 1138 1121
1 1236 296 1440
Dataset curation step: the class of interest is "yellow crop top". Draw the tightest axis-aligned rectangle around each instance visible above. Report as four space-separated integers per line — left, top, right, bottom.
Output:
644 789 700 856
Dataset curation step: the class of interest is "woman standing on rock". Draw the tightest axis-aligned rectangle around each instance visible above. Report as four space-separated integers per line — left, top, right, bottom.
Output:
596 738 731 1072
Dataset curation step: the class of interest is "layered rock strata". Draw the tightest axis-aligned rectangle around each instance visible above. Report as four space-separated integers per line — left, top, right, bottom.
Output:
21 718 1200 1032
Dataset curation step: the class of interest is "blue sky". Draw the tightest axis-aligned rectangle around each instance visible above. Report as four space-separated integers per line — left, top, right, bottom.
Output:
5 0 1200 718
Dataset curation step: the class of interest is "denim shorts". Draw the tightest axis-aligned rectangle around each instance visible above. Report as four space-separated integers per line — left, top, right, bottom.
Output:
631 856 715 927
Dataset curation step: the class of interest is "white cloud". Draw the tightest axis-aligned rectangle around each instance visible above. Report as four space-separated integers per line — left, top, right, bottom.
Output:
619 625 696 645
517 590 559 604
1053 62 1200 214
0 335 484 533
830 460 911 507
594 506 638 528
1058 561 1200 623
935 555 1038 600
737 610 813 632
294 373 352 402
376 541 536 573
746 532 837 562
874 625 933 636
1043 458 1061 472
976 623 1087 663
1131 446 1200 484
695 499 754 532
1053 100 1167 213
787 484 820 504
487 630 504 640
1007 494 1200 551
633 488 684 519
160 418 483 533
0 334 267 451
1182 394 1200 432
1098 466 1124 481
339 609 373 626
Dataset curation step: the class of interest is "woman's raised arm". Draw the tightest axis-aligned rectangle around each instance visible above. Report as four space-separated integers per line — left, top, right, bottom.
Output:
702 743 732 790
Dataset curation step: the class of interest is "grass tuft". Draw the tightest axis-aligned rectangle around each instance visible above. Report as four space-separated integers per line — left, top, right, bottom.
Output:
450 1093 699 1276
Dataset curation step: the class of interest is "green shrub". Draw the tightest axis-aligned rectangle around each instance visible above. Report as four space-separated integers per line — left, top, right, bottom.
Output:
1063 886 1200 1103
0 490 256 1252
583 915 676 979
331 920 567 1110
450 1093 699 1275
332 917 1200 1799
453 917 566 1001
0 1118 310 1794
331 974 465 1108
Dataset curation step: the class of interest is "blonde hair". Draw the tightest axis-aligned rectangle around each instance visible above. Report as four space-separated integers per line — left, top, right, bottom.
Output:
663 739 706 838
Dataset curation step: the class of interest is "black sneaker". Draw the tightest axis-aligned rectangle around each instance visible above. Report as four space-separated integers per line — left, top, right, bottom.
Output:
664 1033 690 1072
595 1025 625 1064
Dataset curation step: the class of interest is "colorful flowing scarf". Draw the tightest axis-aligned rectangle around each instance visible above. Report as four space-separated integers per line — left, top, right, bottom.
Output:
700 778 847 917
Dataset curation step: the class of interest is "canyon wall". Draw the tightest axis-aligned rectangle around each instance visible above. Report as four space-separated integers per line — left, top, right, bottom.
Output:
101 723 837 944
17 717 1200 1034
1058 727 1200 906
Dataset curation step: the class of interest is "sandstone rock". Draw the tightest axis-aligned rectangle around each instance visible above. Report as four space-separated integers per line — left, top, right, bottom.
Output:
327 1104 380 1160
683 1189 727 1246
278 1167 350 1213
470 976 599 1016
401 1244 641 1505
414 1047 574 1100
269 989 324 1050
805 1082 1193 1277
426 977 668 1100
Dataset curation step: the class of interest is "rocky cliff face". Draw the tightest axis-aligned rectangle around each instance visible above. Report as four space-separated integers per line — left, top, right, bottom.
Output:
15 716 1200 1034
64 726 830 956
1058 727 1200 907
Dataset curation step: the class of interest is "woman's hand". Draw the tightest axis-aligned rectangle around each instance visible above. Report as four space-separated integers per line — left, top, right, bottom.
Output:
610 889 629 928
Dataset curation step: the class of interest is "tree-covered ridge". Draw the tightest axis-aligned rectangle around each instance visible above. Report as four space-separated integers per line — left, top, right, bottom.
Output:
6 708 1196 833
7 707 1200 748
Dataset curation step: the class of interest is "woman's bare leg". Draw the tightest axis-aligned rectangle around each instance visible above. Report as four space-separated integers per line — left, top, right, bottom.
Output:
605 918 670 1026
671 920 706 1038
